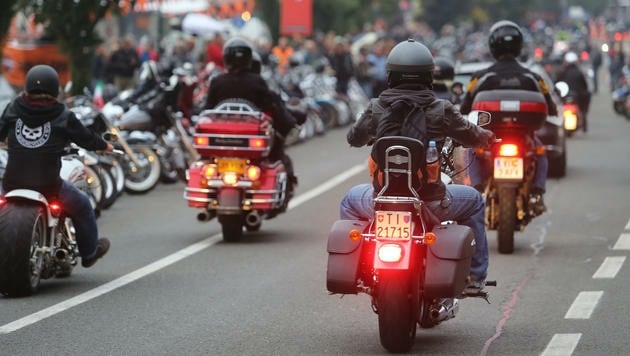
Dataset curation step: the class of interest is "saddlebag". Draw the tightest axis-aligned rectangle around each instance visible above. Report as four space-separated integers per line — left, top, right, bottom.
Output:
424 224 475 298
326 220 369 294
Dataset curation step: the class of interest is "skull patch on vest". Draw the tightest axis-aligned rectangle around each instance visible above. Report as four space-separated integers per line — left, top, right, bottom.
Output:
15 119 51 148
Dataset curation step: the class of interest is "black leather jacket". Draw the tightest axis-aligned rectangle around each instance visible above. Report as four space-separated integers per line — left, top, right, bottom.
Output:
347 84 494 201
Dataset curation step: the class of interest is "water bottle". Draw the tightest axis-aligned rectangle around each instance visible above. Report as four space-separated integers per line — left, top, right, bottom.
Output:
426 140 439 184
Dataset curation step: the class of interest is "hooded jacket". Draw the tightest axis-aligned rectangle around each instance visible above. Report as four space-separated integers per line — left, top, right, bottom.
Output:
347 84 494 201
0 94 108 198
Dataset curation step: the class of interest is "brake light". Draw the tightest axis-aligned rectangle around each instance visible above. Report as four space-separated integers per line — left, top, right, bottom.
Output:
50 201 62 217
249 138 266 149
204 164 218 178
563 109 578 130
378 244 403 263
245 165 261 181
499 143 519 157
222 172 239 186
194 136 209 146
0 196 6 208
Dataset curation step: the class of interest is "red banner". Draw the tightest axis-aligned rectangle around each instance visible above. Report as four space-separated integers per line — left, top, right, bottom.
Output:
280 0 312 36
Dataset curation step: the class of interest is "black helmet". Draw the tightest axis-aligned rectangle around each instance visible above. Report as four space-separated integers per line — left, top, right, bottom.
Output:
223 37 253 72
25 64 60 97
488 20 523 60
386 38 434 87
433 56 455 81
250 51 262 74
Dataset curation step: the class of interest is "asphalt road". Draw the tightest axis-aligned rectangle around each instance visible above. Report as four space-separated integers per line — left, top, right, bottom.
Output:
1 92 629 355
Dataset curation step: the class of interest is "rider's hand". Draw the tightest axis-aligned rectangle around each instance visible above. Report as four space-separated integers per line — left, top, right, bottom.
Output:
481 130 496 148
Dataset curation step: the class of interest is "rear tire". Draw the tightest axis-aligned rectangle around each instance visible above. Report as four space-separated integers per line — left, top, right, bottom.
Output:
0 202 46 297
377 271 416 353
497 187 516 254
219 215 243 242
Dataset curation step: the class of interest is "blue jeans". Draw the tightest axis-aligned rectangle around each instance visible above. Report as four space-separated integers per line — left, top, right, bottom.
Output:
467 136 548 193
339 183 489 282
59 181 99 258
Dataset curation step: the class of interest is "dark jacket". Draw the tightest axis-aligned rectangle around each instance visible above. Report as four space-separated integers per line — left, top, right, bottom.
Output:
347 84 494 201
0 94 108 198
205 72 296 137
108 47 140 78
556 63 591 110
460 57 558 116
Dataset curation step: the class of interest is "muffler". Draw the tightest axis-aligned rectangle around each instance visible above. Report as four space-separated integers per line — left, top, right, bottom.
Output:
55 248 68 261
429 298 460 323
244 211 262 227
197 210 216 222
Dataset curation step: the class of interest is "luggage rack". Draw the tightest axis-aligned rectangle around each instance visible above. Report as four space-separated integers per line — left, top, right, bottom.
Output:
199 102 264 120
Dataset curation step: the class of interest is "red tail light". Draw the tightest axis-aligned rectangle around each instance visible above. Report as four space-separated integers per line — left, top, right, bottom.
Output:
49 201 62 217
0 196 6 207
194 136 209 146
249 138 266 149
378 244 403 262
499 143 519 157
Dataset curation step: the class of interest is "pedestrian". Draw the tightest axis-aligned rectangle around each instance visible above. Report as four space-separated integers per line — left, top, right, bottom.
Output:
108 37 140 92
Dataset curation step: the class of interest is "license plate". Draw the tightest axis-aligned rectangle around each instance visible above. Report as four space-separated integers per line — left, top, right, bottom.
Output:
375 211 412 240
494 157 523 180
217 158 246 174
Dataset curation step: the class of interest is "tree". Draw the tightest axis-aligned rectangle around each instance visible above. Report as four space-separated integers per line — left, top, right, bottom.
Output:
18 0 129 95
0 0 19 68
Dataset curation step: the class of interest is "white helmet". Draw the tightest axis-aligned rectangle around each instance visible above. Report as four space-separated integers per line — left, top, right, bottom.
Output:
564 51 578 64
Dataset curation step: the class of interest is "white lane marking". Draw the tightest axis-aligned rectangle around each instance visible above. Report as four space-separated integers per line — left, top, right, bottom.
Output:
592 256 626 279
541 333 582 356
625 218 630 231
0 164 365 335
564 291 604 319
613 233 630 250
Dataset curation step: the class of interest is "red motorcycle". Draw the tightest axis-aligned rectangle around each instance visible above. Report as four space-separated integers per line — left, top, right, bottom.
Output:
184 101 291 242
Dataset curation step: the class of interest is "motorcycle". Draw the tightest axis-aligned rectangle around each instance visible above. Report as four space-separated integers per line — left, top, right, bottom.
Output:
555 81 585 136
326 113 494 353
184 101 291 242
0 144 119 297
471 89 548 254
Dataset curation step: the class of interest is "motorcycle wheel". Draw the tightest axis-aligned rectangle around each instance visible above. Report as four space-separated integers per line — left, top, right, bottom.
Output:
83 165 104 214
123 147 161 194
0 202 46 297
96 165 117 210
110 158 126 197
497 187 517 254
377 271 416 353
219 214 243 242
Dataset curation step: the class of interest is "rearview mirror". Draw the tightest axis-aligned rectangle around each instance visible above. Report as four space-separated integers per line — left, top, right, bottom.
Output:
467 110 492 126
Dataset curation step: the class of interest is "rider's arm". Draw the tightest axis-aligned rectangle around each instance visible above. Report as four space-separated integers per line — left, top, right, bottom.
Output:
65 111 108 151
442 101 494 148
347 98 379 147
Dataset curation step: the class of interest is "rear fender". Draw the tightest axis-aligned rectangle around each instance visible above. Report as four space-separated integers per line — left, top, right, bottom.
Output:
4 189 56 227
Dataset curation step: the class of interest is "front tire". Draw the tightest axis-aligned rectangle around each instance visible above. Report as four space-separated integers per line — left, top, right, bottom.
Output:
497 187 517 254
377 271 416 353
0 202 46 297
123 146 161 194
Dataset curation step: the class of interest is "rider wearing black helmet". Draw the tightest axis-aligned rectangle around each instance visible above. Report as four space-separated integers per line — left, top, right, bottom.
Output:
0 65 112 268
205 37 299 190
460 20 556 213
341 39 495 293
432 56 459 103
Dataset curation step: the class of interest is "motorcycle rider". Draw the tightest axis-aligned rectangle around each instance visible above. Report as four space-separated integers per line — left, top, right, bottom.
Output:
459 20 557 214
205 37 299 192
432 56 461 105
0 65 112 268
341 39 495 292
556 51 591 131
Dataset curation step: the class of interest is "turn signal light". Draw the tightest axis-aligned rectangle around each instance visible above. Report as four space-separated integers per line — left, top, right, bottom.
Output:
204 164 218 178
249 138 266 149
349 229 362 241
536 146 546 155
222 172 239 186
246 165 261 181
498 143 519 157
563 110 578 130
0 196 6 207
50 202 62 217
378 244 403 263
194 136 209 146
424 232 437 245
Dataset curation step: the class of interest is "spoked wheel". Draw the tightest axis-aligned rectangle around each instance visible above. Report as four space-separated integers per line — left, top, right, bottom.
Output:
219 214 243 242
497 187 517 254
0 202 46 297
123 146 161 194
377 271 417 353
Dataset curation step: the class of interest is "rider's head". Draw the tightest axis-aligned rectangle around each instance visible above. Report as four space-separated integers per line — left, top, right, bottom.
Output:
249 51 262 75
564 51 578 65
433 56 455 83
386 38 434 88
25 64 60 98
223 37 253 73
488 20 523 60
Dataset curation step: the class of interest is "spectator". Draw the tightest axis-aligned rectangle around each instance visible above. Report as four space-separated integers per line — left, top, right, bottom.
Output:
272 36 294 74
590 44 602 93
137 37 159 63
367 40 388 96
108 37 140 92
328 36 354 96
206 33 224 69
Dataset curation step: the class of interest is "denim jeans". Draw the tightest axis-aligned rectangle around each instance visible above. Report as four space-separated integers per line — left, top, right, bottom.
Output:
339 183 489 282
467 136 548 193
59 181 99 258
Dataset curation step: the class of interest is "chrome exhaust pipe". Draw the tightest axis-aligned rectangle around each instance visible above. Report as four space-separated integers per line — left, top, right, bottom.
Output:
55 248 68 261
429 298 459 323
197 210 216 222
244 211 262 227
